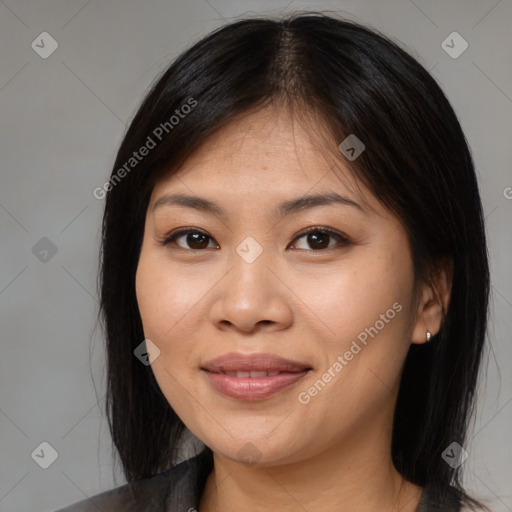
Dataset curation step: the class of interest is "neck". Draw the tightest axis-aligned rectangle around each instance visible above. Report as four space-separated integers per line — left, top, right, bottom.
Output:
198 424 422 512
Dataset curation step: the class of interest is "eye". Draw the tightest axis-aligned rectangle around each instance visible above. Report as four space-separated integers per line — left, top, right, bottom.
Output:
289 226 351 251
160 228 219 250
159 226 350 252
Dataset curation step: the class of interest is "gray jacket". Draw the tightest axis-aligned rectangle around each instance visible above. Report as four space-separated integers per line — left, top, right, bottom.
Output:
55 448 461 511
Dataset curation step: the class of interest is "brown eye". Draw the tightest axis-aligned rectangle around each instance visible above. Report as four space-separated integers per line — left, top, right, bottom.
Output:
162 229 218 250
306 231 330 249
291 227 350 251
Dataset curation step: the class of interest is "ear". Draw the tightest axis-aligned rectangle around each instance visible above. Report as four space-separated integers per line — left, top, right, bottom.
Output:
411 259 453 345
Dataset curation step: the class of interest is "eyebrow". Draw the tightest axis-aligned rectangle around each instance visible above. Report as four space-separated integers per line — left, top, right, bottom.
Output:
152 192 364 218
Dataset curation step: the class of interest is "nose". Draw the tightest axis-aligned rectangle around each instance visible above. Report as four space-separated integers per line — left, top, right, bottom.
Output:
208 245 294 334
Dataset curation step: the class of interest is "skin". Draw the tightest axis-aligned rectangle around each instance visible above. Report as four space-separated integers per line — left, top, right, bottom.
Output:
135 105 451 512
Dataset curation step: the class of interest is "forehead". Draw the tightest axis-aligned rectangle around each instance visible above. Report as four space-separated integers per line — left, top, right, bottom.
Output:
150 106 379 215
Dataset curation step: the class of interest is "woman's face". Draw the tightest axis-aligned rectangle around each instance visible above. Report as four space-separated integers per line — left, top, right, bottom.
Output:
135 106 424 466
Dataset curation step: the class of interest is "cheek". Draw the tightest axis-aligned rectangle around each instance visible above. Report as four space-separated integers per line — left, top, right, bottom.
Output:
135 250 203 414
289 264 414 425
292 249 416 412
293 254 414 349
136 249 209 343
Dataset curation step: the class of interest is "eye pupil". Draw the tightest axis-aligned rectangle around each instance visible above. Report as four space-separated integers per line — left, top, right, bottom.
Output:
308 232 329 249
188 232 209 249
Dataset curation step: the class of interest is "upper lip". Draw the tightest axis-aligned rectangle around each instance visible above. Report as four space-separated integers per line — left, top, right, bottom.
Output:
201 352 311 373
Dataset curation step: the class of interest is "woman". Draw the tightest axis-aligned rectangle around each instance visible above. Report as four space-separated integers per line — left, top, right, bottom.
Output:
58 12 490 512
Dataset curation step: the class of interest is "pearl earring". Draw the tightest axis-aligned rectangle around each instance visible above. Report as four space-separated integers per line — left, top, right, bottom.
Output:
426 331 432 343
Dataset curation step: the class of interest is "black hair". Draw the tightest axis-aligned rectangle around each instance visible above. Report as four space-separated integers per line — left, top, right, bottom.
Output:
99 12 490 510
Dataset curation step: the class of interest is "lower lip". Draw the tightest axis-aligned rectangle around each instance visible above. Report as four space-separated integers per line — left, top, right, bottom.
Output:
203 370 310 400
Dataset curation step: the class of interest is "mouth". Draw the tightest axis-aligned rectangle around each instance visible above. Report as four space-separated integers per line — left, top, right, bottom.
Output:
213 370 289 377
201 352 312 400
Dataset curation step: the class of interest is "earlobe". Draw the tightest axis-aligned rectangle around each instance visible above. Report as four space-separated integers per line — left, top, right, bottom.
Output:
411 260 453 345
411 294 442 345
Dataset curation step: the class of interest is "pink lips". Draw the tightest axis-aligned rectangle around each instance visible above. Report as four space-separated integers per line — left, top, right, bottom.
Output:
201 352 311 400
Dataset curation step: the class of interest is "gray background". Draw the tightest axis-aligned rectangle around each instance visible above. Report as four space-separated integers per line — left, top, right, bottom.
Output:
0 1 511 511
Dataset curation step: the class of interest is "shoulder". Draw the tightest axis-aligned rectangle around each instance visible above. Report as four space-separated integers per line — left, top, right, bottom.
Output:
55 449 212 512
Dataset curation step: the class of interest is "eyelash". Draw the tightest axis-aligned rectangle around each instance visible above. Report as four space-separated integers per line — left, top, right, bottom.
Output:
158 226 351 252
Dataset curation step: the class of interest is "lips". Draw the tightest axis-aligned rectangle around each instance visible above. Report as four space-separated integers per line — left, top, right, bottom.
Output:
201 352 312 400
222 370 281 377
202 352 310 373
